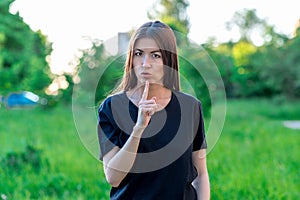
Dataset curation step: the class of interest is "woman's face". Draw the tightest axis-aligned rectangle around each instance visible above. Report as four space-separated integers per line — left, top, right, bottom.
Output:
133 37 164 85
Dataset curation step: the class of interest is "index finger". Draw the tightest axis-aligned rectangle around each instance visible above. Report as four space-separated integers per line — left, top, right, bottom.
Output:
141 81 149 101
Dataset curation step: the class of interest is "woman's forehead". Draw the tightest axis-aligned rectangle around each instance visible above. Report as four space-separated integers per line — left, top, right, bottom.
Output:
134 37 159 50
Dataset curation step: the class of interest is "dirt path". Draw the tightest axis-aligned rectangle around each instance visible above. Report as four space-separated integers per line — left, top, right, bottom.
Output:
283 120 300 130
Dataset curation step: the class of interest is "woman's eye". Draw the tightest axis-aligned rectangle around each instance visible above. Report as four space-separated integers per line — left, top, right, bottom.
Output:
152 53 161 58
134 51 143 56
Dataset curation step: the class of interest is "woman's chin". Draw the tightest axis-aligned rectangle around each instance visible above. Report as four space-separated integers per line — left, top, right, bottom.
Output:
140 79 159 84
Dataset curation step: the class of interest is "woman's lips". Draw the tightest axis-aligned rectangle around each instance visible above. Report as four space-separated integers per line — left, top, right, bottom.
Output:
141 72 152 77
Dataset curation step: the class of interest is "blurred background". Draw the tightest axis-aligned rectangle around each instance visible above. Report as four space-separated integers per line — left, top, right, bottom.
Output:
0 0 299 199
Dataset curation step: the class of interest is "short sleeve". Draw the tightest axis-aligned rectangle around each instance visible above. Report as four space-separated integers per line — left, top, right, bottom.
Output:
192 101 207 151
97 97 121 160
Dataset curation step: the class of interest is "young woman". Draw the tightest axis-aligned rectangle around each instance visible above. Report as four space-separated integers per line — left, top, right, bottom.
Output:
98 20 210 200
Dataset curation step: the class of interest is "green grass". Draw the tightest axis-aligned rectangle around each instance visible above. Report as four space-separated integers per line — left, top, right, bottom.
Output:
0 105 110 199
0 98 299 199
208 98 300 199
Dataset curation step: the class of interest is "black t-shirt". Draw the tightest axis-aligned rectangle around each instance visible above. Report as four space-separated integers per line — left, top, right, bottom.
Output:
98 91 207 200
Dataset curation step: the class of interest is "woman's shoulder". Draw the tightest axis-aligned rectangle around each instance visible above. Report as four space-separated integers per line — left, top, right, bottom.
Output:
173 90 202 105
98 91 127 110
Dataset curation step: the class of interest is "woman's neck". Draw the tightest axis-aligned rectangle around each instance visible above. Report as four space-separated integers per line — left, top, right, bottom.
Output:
146 83 171 100
126 83 172 110
127 83 171 102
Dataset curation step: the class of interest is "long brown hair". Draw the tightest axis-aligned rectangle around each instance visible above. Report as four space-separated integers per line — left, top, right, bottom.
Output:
115 20 180 93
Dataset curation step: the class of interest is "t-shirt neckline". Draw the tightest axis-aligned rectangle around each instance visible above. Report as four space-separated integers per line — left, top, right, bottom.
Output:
123 90 174 113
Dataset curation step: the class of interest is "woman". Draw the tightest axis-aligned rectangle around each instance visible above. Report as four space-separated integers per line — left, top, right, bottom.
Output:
98 20 210 200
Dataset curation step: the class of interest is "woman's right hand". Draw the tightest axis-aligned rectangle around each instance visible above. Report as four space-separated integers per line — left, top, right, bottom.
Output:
135 81 157 128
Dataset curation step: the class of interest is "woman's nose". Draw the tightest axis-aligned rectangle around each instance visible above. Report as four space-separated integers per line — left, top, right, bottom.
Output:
142 54 151 67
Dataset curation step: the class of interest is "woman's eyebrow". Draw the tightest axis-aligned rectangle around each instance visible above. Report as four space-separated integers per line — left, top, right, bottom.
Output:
151 50 161 54
134 48 161 53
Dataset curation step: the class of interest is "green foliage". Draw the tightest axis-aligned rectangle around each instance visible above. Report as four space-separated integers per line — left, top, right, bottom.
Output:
0 105 110 199
0 144 49 174
203 43 236 98
95 55 125 103
0 0 14 14
73 41 124 107
56 74 75 104
148 0 190 45
178 46 213 117
230 41 265 97
209 99 300 199
249 31 300 99
204 10 299 99
232 41 257 67
1 99 300 199
0 0 53 96
226 8 268 43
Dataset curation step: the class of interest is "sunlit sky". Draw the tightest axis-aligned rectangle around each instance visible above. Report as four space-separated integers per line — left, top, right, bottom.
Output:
10 0 300 74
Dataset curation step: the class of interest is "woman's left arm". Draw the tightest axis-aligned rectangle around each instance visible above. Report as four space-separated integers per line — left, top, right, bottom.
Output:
192 149 210 200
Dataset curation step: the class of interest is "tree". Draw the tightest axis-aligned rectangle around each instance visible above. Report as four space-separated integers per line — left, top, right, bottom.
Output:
226 8 266 43
220 8 295 98
73 39 124 106
148 0 190 45
225 8 289 47
203 42 236 98
0 0 53 96
250 27 300 99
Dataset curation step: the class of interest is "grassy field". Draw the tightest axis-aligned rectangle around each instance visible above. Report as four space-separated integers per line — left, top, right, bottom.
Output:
208 99 300 199
0 98 299 199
